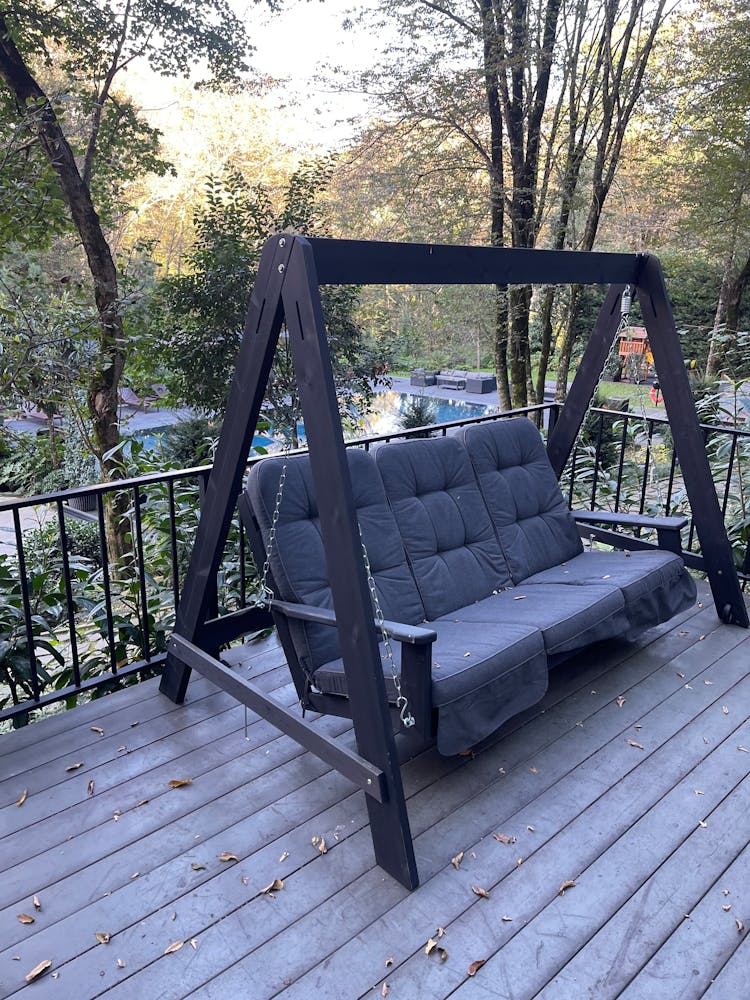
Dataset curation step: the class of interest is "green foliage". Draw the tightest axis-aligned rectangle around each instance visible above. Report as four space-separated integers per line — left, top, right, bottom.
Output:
163 417 218 469
159 160 391 429
399 395 438 436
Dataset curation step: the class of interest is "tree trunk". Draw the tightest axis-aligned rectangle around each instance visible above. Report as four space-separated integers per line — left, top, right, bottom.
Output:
0 17 128 559
706 252 750 378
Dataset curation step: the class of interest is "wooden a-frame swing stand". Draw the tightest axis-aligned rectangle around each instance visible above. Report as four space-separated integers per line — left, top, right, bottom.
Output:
160 234 748 890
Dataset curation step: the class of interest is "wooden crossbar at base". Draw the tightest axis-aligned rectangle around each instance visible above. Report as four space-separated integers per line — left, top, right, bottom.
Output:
167 634 388 803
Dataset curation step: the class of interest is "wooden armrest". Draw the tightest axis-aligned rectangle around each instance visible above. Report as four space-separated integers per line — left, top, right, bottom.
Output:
573 511 687 555
269 598 437 645
573 511 688 531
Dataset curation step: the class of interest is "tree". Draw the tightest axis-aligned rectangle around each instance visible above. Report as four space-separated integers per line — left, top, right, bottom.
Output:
159 159 390 435
349 0 668 407
0 1 263 550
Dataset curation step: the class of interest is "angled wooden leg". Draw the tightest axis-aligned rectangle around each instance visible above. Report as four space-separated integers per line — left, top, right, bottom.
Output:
160 235 291 703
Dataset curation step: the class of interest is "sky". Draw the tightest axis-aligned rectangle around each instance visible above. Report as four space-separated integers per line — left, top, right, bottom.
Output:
239 0 383 146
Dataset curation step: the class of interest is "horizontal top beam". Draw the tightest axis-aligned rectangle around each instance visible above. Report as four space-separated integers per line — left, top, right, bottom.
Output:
304 236 644 287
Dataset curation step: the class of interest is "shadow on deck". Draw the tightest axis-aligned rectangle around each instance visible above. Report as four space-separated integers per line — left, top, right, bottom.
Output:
1 584 749 999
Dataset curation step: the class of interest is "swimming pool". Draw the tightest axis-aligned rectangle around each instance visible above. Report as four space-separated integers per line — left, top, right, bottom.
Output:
130 392 494 454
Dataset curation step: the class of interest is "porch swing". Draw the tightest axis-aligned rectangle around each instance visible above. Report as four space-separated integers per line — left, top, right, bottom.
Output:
159 235 747 890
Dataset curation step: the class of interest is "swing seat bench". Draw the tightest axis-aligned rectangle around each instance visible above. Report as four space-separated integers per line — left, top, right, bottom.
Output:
243 417 696 755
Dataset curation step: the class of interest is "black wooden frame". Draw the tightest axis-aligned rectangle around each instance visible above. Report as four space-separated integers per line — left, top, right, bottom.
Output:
160 234 747 890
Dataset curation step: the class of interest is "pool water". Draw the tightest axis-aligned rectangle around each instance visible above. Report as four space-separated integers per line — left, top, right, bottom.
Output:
130 392 493 454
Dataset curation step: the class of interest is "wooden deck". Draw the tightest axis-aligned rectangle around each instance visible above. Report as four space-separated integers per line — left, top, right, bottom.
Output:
2 583 750 999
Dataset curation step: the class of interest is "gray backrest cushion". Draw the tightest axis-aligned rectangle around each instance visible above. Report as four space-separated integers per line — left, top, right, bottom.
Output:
462 417 583 582
375 436 512 619
246 448 425 671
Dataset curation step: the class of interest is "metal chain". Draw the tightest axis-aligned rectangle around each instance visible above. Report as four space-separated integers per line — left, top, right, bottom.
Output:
358 524 415 728
255 458 288 607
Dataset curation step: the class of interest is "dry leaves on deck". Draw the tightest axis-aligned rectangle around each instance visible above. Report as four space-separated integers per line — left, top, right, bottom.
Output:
218 852 240 863
33 895 41 910
87 779 95 796
16 788 27 807
25 960 51 983
95 932 111 945
471 885 490 899
626 739 645 750
65 762 83 772
381 983 389 997
493 832 516 845
467 958 487 977
311 836 327 854
260 879 284 895
558 880 577 896
90 726 105 736
451 851 464 870
737 918 745 933
17 914 34 925
164 940 184 955
424 938 448 961
168 778 192 789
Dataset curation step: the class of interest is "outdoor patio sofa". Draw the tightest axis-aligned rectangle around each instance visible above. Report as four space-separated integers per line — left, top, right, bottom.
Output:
245 417 696 756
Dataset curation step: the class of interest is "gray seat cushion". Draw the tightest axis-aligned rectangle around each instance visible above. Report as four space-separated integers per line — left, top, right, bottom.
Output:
315 620 547 755
375 436 513 618
246 449 426 674
462 417 583 582
523 550 697 638
437 582 628 659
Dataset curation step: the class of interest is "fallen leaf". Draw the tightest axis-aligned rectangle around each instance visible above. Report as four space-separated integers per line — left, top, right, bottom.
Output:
530 766 538 774
463 652 471 658
738 747 748 753
723 905 732 912
458 749 475 758
218 852 240 863
559 880 577 896
87 779 95 796
190 938 198 950
723 889 730 896
113 810 121 822
164 940 184 955
516 857 524 866
381 983 389 997
513 595 526 601
627 739 645 750
16 788 27 807
65 762 83 772
616 696 626 708
17 913 35 925
699 634 706 640
425 938 437 955
130 873 139 880
493 833 516 845
260 878 284 895
527 826 536 832
694 790 704 796
117 959 126 968
278 851 289 863
471 852 477 859
136 799 149 808
501 915 513 922
90 726 104 736
451 851 464 870
33 896 41 910
676 671 685 678
704 680 713 686
25 960 51 983
96 932 111 945
436 927 446 938
722 706 729 715
191 862 206 871
385 957 394 967
315 837 327 855
467 958 487 977
699 820 708 829
472 885 490 899
130 720 139 727
737 918 744 933
168 778 192 789
241 875 249 886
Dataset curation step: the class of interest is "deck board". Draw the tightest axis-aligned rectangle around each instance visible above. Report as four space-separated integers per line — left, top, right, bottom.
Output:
1 585 749 1000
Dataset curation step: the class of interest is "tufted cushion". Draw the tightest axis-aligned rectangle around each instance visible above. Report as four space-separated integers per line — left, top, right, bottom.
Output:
315 619 547 755
524 549 697 639
437 582 628 660
462 417 583 582
375 436 512 618
246 449 426 673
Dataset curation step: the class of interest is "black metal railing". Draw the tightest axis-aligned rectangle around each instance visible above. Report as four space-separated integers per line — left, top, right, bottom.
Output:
1 400 748 727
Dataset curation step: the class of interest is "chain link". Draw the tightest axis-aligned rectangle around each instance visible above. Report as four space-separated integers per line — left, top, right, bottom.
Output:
255 458 287 607
358 524 415 728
